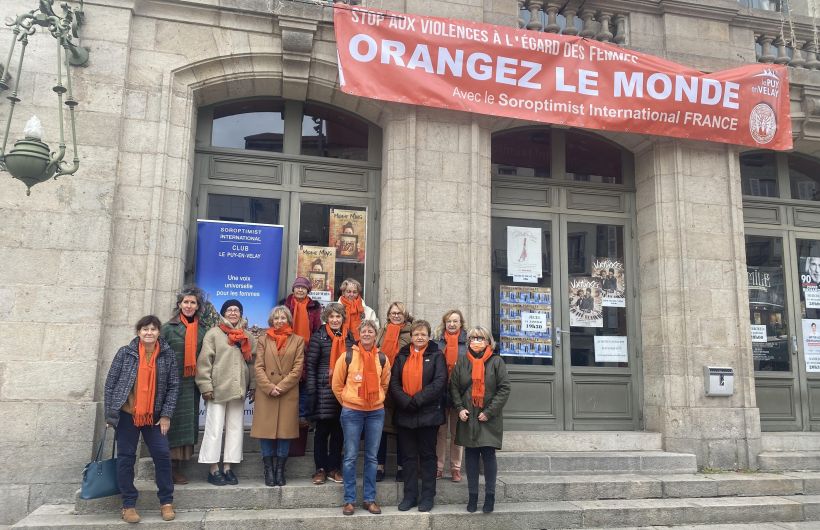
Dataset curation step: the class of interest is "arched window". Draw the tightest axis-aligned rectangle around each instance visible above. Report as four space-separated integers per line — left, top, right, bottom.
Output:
565 131 623 184
740 151 778 197
789 154 820 201
301 103 369 161
211 99 285 152
491 128 551 178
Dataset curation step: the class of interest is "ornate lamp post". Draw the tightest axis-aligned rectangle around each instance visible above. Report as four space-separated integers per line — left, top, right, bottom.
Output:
0 0 89 195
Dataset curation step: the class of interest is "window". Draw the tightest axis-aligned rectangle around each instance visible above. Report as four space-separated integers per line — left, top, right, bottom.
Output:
491 129 551 178
566 131 623 184
206 194 280 225
789 155 820 201
741 152 778 197
211 100 285 152
301 103 369 161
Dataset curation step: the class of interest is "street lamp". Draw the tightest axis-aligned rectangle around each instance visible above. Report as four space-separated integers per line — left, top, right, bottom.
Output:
0 0 89 195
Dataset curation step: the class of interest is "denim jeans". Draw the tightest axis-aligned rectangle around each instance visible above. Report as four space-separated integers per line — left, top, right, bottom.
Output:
259 438 291 458
115 411 173 508
340 407 384 504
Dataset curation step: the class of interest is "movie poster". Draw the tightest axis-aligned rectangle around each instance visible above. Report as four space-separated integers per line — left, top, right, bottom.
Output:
800 257 820 308
593 257 625 307
499 285 552 358
506 226 542 281
329 209 367 263
569 277 603 328
297 245 336 300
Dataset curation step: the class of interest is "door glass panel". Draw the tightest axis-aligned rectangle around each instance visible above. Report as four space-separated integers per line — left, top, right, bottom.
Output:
567 222 628 367
797 239 820 374
211 100 285 152
746 236 790 371
298 203 367 299
207 194 280 225
490 217 553 366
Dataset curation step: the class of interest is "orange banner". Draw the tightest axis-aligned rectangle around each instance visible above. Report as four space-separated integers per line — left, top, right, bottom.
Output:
334 8 792 151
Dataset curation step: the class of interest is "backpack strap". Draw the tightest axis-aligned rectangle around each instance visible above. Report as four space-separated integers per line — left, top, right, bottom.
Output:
346 347 387 368
345 346 353 366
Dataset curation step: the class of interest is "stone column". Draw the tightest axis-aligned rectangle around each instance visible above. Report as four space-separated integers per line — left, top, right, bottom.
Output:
636 140 760 469
378 106 492 327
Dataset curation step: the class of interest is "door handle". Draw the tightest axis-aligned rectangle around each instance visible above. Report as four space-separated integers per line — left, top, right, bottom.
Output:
555 327 570 348
792 335 798 356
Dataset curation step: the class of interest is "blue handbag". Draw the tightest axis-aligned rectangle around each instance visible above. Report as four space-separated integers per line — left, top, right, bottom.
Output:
80 426 120 500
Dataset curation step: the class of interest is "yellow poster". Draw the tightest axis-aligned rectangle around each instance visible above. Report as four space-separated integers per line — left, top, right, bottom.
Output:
297 245 336 296
329 208 366 263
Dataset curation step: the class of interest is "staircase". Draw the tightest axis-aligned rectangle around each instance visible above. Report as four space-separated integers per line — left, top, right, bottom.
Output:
13 431 820 528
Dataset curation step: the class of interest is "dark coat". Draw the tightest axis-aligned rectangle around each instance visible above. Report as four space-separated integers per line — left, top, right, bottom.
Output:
449 351 511 449
389 341 447 430
305 326 355 420
104 337 180 428
161 315 208 448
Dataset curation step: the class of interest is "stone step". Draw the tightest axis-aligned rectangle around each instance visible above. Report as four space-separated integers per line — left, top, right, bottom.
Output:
762 433 820 452
17 495 820 529
494 451 698 474
759 452 820 471
501 431 663 452
75 471 820 514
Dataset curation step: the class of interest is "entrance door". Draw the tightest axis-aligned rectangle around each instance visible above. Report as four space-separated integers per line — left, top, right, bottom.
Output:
749 229 820 431
492 213 640 430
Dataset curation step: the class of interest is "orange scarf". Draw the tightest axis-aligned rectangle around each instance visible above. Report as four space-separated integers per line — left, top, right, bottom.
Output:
327 324 346 377
444 331 460 376
402 343 427 397
341 296 364 341
357 342 380 405
180 314 199 378
381 323 402 367
469 346 494 408
267 325 293 352
133 340 158 427
219 323 252 362
292 297 311 347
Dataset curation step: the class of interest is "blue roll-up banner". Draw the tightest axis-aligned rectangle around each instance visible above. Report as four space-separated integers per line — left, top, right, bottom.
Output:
195 219 284 328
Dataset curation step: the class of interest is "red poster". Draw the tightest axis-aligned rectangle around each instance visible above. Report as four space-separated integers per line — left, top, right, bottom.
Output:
334 8 792 150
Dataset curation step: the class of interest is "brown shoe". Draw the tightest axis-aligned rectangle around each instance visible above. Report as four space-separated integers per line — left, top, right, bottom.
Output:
172 468 189 485
451 468 462 482
121 507 140 524
312 469 327 485
342 503 355 515
363 501 382 514
327 470 343 483
160 504 175 521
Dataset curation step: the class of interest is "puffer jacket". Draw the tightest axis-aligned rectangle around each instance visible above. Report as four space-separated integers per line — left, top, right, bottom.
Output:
305 326 354 420
389 341 447 430
104 337 180 428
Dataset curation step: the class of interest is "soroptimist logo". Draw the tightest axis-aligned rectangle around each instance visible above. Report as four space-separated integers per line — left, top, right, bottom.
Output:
749 102 777 144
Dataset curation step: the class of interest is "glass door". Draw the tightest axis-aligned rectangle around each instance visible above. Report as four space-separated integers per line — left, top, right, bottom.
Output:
793 234 820 430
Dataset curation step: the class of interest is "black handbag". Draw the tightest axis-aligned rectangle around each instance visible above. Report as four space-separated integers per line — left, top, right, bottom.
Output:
80 426 120 500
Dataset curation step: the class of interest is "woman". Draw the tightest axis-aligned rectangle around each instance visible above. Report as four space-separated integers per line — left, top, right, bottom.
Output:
337 278 378 341
160 286 208 485
449 326 511 514
196 299 256 486
389 320 446 513
434 309 468 482
281 276 322 427
305 302 354 485
374 301 412 482
104 315 179 524
332 320 391 516
251 305 305 486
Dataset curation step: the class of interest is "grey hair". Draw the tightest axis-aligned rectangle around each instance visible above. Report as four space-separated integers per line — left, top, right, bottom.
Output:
322 302 345 323
359 319 379 335
173 285 206 318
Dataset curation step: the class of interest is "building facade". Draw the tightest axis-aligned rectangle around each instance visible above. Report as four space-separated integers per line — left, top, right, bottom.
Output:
1 0 820 523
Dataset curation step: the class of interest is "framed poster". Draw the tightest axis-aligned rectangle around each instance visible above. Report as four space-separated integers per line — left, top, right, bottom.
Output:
329 209 367 263
297 245 336 298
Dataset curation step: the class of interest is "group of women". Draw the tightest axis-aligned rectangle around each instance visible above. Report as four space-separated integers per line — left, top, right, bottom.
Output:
103 277 510 522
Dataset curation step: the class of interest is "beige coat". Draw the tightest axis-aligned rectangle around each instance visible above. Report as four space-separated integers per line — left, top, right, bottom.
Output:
196 317 256 403
250 333 305 440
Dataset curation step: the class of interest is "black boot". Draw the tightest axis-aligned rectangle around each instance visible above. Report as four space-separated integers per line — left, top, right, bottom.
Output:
263 457 275 487
466 493 478 513
482 493 495 513
275 457 288 486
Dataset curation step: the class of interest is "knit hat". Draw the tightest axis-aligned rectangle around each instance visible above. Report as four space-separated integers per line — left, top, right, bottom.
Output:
292 276 312 293
220 299 243 316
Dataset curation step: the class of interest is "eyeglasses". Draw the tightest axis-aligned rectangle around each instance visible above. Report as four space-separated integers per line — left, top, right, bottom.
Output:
224 308 241 314
469 336 487 342
388 312 404 317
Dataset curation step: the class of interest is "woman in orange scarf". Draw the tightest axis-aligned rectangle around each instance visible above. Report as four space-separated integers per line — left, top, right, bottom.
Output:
388 320 447 513
449 326 511 514
433 309 468 482
104 315 180 524
374 301 413 481
337 278 378 341
160 286 208 485
251 306 305 487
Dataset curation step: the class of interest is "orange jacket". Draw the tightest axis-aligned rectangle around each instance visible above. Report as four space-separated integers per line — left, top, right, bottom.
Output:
331 345 390 411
